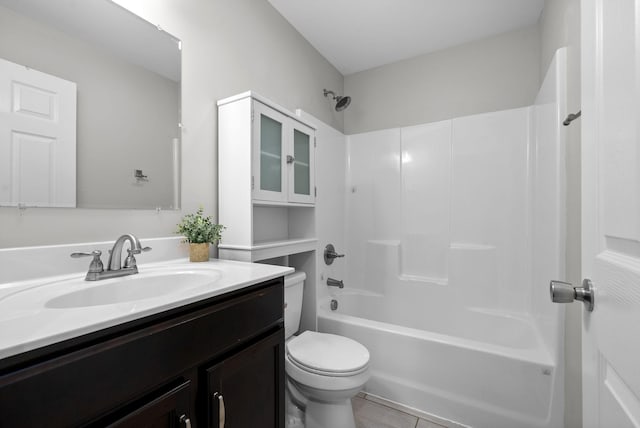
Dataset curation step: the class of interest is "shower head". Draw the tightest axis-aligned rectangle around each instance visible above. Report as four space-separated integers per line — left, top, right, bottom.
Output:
323 89 351 112
334 95 351 111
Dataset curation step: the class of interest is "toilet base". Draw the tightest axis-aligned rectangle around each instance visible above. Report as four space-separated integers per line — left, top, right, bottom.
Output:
285 384 305 428
304 399 356 428
286 378 359 428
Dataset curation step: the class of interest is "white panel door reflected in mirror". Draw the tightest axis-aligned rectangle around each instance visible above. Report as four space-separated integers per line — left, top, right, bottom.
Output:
0 57 77 207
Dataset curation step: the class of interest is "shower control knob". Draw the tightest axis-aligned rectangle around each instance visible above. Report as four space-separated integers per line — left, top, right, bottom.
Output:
324 244 345 265
550 279 595 311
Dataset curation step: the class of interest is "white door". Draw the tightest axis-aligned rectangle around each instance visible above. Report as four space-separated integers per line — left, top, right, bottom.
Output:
0 58 77 207
581 0 640 426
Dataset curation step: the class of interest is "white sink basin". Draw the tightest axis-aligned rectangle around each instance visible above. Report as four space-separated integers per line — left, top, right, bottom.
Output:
45 269 222 308
0 257 293 361
0 264 226 314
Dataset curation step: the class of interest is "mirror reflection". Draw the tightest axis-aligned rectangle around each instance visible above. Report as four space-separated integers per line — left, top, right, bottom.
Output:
0 0 181 209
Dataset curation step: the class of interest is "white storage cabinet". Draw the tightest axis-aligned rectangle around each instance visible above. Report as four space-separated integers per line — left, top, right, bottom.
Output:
218 92 317 262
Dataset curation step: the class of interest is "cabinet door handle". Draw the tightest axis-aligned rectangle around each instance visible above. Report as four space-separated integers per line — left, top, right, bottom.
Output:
286 155 295 164
213 392 226 428
179 414 192 428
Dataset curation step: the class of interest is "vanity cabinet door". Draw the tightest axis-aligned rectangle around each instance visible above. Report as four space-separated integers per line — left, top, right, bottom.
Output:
103 380 192 428
206 329 285 428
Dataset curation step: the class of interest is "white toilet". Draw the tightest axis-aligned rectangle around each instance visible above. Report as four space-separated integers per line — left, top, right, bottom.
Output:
284 271 370 428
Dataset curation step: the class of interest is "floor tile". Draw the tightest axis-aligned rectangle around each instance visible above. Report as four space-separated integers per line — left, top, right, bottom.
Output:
362 393 467 428
352 396 418 428
363 394 412 416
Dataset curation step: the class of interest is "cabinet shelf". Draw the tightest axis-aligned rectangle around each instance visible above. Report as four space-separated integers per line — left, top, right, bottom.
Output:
218 238 317 262
252 200 315 208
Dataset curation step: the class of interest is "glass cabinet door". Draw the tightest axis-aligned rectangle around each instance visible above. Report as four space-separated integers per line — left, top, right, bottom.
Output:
252 101 287 202
288 121 315 204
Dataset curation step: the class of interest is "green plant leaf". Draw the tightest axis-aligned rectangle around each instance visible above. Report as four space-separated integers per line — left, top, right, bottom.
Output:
176 206 225 244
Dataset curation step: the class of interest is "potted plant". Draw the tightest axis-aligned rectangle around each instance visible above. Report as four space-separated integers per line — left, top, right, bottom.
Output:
176 206 224 262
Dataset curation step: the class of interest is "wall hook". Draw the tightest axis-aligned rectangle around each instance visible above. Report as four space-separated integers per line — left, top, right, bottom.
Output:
563 110 581 126
134 169 149 182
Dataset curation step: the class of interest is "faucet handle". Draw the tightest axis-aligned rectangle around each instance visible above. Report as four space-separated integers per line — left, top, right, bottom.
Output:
124 246 151 268
70 250 104 273
70 250 101 258
127 246 152 255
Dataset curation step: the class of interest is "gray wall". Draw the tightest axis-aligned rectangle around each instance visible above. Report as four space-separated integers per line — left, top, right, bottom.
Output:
0 5 179 210
343 25 541 135
0 0 343 248
540 0 582 427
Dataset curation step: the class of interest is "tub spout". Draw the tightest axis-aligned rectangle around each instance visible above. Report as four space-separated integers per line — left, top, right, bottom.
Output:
327 278 344 288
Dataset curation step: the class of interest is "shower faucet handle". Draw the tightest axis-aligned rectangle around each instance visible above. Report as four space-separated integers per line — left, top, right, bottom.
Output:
326 249 344 258
324 244 345 265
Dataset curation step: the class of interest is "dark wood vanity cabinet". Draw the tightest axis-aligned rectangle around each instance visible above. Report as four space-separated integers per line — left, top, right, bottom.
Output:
0 278 285 428
206 330 284 428
103 380 193 427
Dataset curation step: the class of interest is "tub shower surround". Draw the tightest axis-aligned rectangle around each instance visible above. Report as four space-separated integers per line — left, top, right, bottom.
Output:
318 49 567 428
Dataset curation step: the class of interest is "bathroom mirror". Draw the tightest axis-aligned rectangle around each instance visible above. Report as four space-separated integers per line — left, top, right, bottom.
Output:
0 0 181 209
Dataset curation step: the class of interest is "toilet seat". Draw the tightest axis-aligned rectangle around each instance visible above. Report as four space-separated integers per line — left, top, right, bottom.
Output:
285 354 371 393
286 331 370 377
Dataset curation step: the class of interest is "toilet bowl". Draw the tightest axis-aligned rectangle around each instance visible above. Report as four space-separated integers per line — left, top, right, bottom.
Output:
284 272 370 428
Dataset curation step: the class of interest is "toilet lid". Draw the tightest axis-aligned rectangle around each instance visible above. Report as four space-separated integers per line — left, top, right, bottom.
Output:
286 331 370 375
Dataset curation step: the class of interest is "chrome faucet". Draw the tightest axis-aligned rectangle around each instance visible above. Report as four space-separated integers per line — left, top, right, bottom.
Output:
71 234 151 281
107 234 144 271
327 278 344 288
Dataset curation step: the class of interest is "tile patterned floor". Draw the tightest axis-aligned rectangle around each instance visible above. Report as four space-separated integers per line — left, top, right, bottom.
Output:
352 393 465 428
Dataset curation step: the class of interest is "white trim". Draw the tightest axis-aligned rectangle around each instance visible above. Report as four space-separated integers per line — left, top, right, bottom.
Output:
217 91 316 129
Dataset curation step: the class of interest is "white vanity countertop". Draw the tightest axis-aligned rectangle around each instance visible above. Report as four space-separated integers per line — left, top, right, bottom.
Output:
0 258 293 360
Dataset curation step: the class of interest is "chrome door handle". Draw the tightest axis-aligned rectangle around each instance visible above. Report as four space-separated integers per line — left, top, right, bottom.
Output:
287 155 295 164
550 279 594 311
213 392 225 428
179 414 191 428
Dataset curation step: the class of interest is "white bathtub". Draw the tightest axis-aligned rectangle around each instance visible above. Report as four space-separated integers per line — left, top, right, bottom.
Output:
318 290 563 428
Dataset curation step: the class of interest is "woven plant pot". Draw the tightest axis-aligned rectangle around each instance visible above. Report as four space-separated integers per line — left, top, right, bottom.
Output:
189 243 210 262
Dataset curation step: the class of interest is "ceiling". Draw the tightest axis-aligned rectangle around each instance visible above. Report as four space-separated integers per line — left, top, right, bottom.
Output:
267 0 544 75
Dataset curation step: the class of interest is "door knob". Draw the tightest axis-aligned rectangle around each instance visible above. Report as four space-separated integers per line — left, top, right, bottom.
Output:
550 279 594 311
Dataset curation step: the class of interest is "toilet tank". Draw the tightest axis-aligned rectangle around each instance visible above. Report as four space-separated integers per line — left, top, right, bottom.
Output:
284 271 306 339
